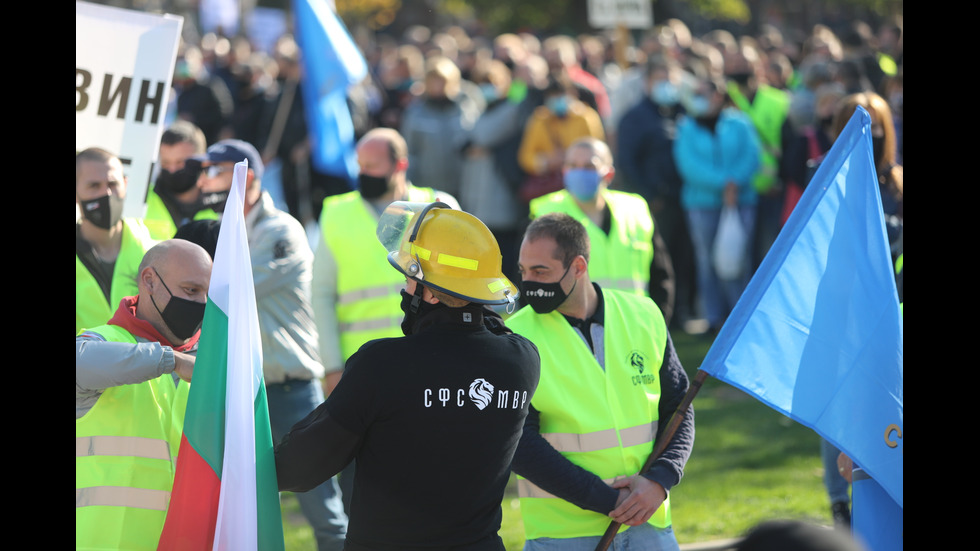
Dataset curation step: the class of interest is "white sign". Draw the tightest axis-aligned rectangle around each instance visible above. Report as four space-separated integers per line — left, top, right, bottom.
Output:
76 1 183 218
587 0 653 29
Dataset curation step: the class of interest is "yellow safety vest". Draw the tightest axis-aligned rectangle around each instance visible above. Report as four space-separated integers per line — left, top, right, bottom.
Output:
507 288 670 540
76 324 190 551
319 187 436 360
531 190 654 296
878 52 898 77
76 218 157 335
727 83 790 194
143 188 219 241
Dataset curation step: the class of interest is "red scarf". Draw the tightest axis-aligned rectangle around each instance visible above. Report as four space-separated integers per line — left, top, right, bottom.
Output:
107 296 200 352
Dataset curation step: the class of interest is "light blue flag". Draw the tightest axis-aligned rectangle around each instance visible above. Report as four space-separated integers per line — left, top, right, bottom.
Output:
292 0 368 186
699 106 903 507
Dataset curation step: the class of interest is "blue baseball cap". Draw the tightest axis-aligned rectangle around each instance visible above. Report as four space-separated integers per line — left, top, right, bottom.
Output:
198 139 264 180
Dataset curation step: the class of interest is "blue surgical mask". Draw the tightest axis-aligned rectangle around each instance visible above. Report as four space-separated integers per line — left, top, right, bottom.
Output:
684 95 711 118
563 168 603 201
479 83 498 103
546 96 569 117
651 80 679 106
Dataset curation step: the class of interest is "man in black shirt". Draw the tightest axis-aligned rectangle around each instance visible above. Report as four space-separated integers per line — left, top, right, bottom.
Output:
275 201 540 550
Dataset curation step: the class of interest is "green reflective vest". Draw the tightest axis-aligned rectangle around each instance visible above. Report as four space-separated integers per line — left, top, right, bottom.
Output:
320 187 436 360
76 218 157 335
530 190 653 297
727 83 790 194
507 288 670 539
878 52 898 77
75 324 190 551
896 253 903 314
143 188 219 241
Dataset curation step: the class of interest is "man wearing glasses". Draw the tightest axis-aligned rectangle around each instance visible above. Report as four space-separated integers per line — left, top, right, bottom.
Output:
196 139 350 550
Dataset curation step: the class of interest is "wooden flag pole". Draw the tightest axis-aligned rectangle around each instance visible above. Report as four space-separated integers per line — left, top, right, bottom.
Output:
594 369 709 551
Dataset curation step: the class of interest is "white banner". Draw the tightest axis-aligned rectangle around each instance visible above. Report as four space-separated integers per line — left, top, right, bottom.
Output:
76 1 183 218
587 0 653 29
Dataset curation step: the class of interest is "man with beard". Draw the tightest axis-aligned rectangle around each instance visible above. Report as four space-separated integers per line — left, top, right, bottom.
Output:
76 147 158 335
507 213 693 550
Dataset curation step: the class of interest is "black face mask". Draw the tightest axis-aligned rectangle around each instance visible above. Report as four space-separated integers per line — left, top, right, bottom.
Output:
358 173 390 200
79 194 125 230
150 268 206 340
521 263 576 314
729 71 752 86
156 159 203 195
399 286 445 335
198 190 230 213
425 96 454 109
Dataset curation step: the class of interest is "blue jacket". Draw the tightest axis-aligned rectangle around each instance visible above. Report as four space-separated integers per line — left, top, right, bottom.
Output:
673 108 761 210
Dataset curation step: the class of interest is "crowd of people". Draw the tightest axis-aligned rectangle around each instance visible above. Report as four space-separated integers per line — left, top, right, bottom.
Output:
161 14 902 330
77 10 902 551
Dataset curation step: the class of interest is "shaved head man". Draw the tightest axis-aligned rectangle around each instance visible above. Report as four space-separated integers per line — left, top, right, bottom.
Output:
135 239 213 349
77 238 212 549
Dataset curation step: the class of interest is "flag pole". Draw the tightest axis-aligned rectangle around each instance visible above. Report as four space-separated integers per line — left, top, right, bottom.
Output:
594 369 709 551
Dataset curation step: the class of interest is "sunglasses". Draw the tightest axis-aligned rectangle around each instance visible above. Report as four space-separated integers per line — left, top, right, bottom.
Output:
206 164 233 178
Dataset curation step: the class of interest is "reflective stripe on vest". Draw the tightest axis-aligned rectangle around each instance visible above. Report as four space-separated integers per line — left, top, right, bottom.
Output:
530 190 653 297
76 435 172 461
76 485 170 512
76 218 157 335
76 324 186 550
507 288 670 539
337 282 407 306
321 188 436 359
542 421 658 453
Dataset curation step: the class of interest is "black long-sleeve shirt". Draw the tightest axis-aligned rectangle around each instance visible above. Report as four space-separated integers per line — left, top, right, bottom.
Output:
276 303 540 550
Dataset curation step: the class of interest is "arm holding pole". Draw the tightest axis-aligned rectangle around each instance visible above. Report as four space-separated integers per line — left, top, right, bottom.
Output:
595 368 708 551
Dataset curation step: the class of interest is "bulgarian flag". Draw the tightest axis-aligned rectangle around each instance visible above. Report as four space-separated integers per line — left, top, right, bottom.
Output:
158 161 284 550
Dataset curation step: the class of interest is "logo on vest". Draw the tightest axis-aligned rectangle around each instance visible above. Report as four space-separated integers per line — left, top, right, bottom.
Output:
423 377 529 410
628 350 656 386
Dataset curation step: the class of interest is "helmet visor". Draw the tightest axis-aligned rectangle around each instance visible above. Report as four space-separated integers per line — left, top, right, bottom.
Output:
377 200 519 306
377 201 451 255
377 201 423 256
377 201 452 280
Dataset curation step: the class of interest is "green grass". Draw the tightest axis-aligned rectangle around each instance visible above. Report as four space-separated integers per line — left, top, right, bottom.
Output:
280 330 834 550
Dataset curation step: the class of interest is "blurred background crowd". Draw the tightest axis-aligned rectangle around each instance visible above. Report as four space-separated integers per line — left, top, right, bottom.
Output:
85 0 903 334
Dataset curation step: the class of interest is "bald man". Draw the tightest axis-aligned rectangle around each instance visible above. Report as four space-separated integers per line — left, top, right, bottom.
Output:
76 238 212 551
313 127 459 396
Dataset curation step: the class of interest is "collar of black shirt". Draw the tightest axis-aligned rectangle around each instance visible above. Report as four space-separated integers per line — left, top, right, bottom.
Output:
414 301 486 333
561 282 605 329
